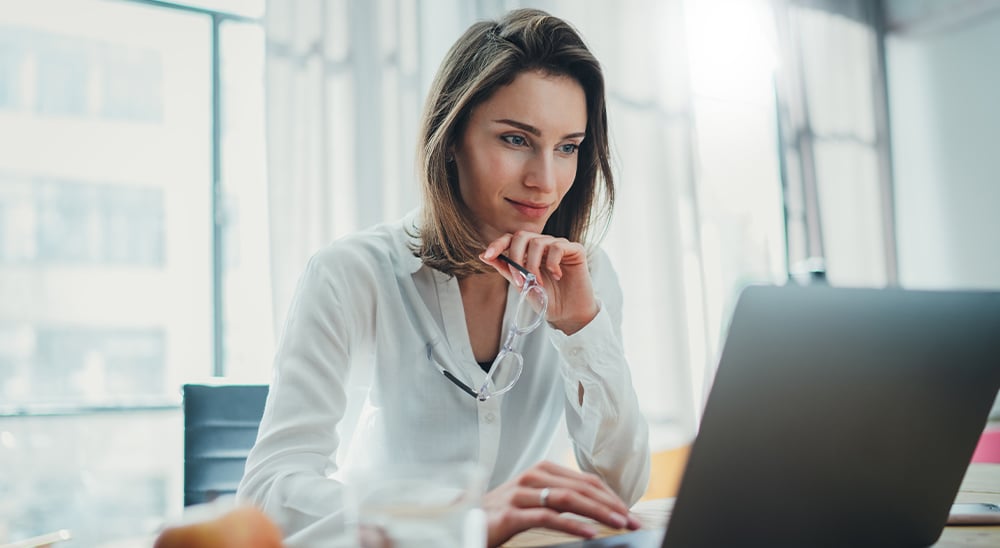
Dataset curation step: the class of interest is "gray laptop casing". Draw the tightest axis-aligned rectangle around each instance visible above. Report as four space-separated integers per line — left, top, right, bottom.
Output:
559 285 1000 547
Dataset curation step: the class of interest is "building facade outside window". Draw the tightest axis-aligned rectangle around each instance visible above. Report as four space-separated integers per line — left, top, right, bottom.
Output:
0 0 267 544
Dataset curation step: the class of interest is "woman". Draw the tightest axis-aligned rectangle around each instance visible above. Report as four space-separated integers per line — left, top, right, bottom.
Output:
238 8 650 547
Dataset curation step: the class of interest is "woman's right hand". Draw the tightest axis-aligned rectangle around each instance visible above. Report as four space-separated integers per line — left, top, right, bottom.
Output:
481 460 642 547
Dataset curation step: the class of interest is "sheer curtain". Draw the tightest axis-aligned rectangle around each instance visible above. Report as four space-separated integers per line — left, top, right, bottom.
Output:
265 0 423 323
531 0 705 450
262 0 789 457
772 0 895 287
532 0 788 448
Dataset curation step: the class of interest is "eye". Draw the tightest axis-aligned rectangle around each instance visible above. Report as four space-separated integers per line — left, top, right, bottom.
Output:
558 143 579 155
502 134 528 147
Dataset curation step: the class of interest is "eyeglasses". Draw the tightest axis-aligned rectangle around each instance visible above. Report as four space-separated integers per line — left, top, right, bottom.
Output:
428 254 548 402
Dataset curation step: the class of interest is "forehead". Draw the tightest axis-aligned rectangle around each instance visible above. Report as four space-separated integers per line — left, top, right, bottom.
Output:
469 70 587 134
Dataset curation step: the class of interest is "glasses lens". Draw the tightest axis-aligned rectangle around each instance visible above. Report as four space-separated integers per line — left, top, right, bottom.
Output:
514 283 547 332
480 351 523 399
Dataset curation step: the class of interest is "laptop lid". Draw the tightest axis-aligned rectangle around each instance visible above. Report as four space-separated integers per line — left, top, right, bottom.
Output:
659 284 1000 547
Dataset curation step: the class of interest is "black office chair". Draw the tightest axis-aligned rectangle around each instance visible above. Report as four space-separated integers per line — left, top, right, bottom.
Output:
182 383 269 506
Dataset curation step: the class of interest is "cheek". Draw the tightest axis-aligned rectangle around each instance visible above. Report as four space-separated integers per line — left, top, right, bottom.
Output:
481 151 518 180
556 161 578 196
468 150 518 194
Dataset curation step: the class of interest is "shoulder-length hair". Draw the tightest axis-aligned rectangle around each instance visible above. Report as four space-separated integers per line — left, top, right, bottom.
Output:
414 8 615 277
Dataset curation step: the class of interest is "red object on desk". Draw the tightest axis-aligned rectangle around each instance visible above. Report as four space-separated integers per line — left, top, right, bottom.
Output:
971 428 1000 463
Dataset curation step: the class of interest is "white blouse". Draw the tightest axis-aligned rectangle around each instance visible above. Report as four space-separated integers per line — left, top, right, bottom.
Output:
237 213 650 546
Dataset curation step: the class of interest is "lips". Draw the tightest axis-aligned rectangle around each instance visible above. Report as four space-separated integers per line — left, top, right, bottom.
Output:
506 198 550 219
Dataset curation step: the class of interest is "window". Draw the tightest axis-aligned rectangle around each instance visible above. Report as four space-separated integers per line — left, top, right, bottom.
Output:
219 20 272 381
683 0 787 388
535 0 787 442
0 0 267 544
0 0 213 406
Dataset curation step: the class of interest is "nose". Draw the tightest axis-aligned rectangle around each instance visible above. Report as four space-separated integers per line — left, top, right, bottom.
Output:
524 151 557 192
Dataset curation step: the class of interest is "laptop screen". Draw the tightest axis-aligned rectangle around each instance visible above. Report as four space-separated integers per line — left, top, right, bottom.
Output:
661 285 1000 547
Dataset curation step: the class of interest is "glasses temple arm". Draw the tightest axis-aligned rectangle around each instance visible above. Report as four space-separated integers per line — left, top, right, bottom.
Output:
442 370 479 398
497 254 532 278
428 342 479 399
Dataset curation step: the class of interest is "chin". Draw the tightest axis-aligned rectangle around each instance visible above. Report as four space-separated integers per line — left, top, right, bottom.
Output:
505 220 547 236
480 215 549 241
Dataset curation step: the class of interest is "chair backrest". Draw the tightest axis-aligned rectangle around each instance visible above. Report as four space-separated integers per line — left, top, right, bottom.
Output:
183 383 269 506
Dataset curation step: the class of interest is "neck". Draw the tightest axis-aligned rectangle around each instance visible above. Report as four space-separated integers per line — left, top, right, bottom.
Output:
458 270 509 297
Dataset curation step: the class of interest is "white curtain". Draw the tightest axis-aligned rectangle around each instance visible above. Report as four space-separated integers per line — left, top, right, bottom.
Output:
772 0 895 287
263 0 792 455
530 0 703 450
265 0 424 325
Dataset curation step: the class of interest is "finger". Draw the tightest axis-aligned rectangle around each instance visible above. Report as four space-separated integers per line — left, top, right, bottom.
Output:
531 463 631 516
548 239 587 268
517 487 629 531
481 234 513 261
543 482 630 529
512 508 599 540
480 235 519 283
480 253 518 285
504 230 537 265
544 244 566 280
524 236 556 281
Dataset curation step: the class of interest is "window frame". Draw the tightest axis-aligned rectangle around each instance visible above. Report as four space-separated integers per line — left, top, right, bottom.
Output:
116 0 263 378
0 0 263 419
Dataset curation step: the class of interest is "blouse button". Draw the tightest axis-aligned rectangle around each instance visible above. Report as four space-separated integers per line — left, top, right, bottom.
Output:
484 412 496 423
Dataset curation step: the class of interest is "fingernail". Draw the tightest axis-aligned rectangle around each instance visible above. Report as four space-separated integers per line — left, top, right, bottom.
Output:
582 525 598 537
478 253 487 262
627 513 642 529
610 512 627 529
483 248 496 259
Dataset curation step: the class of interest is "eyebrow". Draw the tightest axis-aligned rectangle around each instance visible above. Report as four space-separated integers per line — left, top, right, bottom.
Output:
493 118 586 140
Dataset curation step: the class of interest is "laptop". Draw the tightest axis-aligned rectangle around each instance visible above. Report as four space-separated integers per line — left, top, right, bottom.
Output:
555 284 1000 547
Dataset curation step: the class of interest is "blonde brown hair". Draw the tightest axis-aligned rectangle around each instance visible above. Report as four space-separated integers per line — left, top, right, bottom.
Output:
414 8 615 276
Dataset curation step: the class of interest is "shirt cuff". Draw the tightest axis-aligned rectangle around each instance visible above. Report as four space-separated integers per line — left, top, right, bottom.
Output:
548 300 624 379
547 299 630 455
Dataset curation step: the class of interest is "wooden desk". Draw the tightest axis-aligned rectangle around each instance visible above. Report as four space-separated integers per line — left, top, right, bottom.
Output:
505 463 1000 547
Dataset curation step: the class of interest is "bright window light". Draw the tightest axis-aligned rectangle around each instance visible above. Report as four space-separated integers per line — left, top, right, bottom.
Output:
167 0 264 18
684 0 778 104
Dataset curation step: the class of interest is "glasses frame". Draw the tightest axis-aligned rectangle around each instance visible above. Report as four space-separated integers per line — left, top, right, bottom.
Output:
428 254 548 402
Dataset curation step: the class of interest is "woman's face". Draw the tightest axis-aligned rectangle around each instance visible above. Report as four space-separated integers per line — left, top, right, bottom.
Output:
452 70 587 242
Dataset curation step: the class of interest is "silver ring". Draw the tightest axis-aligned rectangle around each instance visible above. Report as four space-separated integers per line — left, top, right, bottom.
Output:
539 487 551 508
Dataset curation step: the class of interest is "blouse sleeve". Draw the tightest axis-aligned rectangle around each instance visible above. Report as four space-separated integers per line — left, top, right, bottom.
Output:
237 247 372 546
546 249 651 506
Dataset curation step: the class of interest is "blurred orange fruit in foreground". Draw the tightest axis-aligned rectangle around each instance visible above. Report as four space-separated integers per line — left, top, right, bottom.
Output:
153 506 283 548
